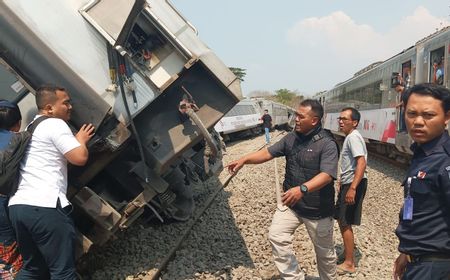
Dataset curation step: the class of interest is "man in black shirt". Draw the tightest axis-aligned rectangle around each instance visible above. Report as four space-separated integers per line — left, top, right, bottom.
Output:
260 109 272 144
393 83 450 280
228 99 338 280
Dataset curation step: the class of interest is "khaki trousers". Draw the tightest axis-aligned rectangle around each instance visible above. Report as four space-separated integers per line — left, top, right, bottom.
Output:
268 208 337 280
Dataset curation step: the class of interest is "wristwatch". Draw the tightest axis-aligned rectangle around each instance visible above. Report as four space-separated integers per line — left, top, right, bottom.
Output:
300 184 309 194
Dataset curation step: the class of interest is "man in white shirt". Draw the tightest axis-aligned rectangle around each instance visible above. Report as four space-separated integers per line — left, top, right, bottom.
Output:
9 85 94 279
334 107 368 276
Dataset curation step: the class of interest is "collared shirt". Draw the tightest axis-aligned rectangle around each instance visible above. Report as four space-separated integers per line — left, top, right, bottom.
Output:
395 132 450 256
9 116 80 208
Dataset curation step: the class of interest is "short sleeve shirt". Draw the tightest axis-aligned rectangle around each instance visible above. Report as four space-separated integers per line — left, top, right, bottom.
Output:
340 130 368 184
9 116 81 208
268 131 338 179
261 114 272 128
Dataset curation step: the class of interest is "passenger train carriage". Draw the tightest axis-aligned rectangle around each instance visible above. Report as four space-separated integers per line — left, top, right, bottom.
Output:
316 27 450 160
214 99 262 140
215 98 294 141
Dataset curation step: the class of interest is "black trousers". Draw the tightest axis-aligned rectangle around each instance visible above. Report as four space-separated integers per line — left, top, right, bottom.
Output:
9 203 77 280
403 259 450 280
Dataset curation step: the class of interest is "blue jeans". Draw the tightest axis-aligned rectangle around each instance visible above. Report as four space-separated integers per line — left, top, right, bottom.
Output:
264 127 270 143
9 203 77 280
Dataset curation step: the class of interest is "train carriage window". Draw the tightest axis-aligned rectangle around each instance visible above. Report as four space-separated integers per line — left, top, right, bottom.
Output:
401 61 411 87
225 104 256 117
0 59 31 102
430 47 445 85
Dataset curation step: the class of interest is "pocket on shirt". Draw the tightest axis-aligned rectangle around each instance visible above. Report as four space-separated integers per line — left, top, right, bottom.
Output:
410 179 432 210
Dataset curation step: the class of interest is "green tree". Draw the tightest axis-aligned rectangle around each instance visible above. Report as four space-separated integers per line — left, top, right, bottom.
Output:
229 67 246 82
275 88 296 105
273 88 304 108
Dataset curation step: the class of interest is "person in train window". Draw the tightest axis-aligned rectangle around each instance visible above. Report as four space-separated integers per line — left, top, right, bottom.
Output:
228 99 339 280
334 107 367 275
432 58 444 85
393 83 450 280
260 109 272 144
394 74 407 131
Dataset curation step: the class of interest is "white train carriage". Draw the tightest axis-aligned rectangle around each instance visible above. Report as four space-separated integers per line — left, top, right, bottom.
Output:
254 99 294 130
214 99 262 140
316 26 450 161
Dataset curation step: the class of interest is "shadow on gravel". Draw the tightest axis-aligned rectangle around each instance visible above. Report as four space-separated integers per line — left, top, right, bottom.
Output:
335 244 362 267
77 177 255 280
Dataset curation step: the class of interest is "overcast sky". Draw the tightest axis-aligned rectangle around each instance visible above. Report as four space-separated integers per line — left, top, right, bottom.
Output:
171 1 450 96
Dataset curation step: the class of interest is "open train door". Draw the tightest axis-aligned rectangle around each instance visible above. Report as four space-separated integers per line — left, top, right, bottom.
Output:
79 0 146 51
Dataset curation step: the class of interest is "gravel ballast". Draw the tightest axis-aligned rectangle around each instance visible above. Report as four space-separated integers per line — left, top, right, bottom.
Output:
83 133 406 280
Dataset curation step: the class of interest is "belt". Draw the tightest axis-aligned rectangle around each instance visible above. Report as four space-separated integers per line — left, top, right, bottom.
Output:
406 254 450 263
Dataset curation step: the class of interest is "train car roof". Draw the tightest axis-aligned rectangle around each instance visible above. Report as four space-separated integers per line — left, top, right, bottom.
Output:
329 26 450 92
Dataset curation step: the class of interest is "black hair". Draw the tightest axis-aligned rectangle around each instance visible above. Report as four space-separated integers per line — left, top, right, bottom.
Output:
0 100 22 130
402 83 450 113
299 99 324 120
36 84 66 110
341 107 361 125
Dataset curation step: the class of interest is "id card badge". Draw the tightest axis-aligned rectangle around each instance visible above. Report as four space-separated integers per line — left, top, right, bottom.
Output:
403 196 413 221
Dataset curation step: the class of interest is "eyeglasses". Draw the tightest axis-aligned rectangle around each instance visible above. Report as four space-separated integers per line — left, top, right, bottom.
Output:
337 117 352 122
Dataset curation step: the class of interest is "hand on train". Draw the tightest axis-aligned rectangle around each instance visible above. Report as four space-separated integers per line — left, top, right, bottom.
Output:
345 188 356 205
392 253 407 280
76 123 95 145
281 186 303 207
226 160 244 174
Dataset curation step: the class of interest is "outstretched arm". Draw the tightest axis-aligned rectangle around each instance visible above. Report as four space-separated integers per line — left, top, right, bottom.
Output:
226 148 274 174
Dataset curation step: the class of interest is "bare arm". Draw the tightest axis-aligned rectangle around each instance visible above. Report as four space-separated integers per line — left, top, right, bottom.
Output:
65 124 95 166
393 253 408 280
226 148 274 174
345 156 366 204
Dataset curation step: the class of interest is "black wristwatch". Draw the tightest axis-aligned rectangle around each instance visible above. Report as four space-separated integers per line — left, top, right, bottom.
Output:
300 184 309 194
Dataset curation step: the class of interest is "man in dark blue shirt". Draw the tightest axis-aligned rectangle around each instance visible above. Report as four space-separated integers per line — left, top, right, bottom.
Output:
393 83 450 280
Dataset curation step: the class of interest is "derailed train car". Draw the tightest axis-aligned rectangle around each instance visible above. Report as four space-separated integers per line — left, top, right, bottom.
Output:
0 0 241 257
214 98 295 141
213 99 262 141
316 26 450 161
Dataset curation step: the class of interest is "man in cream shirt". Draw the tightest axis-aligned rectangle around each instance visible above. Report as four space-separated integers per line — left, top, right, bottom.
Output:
9 85 94 280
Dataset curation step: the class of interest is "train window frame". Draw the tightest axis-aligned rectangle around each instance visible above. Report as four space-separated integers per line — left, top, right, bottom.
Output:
79 0 146 49
429 47 445 85
0 58 34 103
401 61 411 86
